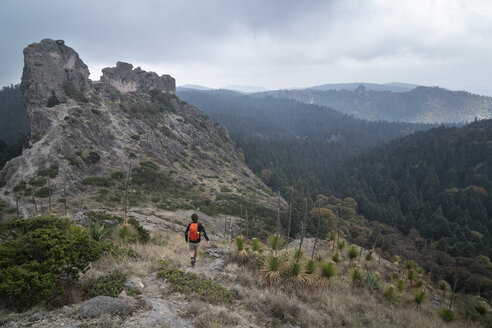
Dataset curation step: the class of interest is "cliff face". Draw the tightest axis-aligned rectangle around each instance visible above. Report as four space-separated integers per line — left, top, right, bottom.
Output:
0 39 277 216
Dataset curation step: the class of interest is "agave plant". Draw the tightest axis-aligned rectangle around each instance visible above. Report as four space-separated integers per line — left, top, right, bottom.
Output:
363 272 378 291
261 255 286 286
267 234 285 254
87 221 112 241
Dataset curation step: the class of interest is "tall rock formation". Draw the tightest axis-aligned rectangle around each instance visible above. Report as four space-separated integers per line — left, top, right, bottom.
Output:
0 39 277 217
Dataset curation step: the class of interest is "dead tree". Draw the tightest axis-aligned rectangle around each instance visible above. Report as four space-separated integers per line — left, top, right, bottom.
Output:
311 199 321 260
296 198 308 264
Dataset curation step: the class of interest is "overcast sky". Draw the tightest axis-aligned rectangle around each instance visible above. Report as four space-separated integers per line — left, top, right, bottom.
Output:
1 0 492 95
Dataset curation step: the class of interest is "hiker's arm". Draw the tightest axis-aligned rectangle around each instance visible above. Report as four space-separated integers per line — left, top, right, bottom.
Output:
185 224 190 242
200 224 209 242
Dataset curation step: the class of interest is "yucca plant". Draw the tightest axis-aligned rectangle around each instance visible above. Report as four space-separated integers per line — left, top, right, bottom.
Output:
320 261 337 284
350 268 363 288
415 280 424 288
383 285 397 302
407 269 416 283
234 236 249 264
332 253 340 263
116 222 138 242
329 230 336 241
395 279 405 292
391 272 399 281
347 245 358 264
406 260 414 269
414 290 426 307
87 221 112 241
285 261 307 286
248 238 264 255
267 234 285 255
293 248 304 261
438 280 449 302
305 260 318 275
438 307 457 322
392 255 401 265
337 240 345 250
262 255 285 286
365 250 373 262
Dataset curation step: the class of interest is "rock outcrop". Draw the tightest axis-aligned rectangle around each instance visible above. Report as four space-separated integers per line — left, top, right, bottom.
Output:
100 61 175 94
21 39 91 109
0 39 279 217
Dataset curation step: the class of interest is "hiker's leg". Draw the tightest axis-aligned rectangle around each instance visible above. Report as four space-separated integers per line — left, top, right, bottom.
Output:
188 243 195 259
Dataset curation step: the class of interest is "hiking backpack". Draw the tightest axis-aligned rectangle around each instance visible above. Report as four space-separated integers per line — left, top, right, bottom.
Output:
189 223 200 242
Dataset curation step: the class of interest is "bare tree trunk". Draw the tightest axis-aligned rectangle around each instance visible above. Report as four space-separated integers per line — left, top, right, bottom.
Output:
240 204 243 236
15 192 20 219
287 200 292 243
224 214 228 241
124 162 132 221
276 191 281 236
449 277 458 310
297 198 308 264
63 183 67 217
31 187 38 215
48 176 52 214
245 209 249 239
311 199 321 260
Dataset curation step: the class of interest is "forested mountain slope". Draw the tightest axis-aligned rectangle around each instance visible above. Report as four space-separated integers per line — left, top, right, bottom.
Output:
176 89 434 194
327 119 492 259
257 85 492 123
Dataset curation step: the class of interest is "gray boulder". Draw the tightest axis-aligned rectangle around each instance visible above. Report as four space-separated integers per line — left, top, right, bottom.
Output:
79 294 138 318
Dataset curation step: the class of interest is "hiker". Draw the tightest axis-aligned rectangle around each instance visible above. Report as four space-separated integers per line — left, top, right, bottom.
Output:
185 213 209 266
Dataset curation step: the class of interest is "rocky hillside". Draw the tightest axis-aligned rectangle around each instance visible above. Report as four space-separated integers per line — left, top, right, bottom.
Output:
258 85 492 123
0 39 278 218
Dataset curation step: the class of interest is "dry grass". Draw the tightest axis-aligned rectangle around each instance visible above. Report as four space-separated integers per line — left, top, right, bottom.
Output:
86 231 189 279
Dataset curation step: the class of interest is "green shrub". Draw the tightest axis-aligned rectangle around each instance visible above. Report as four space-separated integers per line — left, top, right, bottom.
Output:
337 240 345 250
13 181 27 192
83 176 111 187
438 307 457 322
87 151 100 164
0 216 103 309
130 134 140 141
34 186 52 198
37 164 59 178
66 157 80 167
84 270 135 298
395 279 405 292
128 217 150 243
157 261 234 303
111 171 126 180
28 177 47 187
332 253 340 263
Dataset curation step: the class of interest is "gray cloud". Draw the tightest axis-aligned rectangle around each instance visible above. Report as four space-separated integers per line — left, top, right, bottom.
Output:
1 0 492 95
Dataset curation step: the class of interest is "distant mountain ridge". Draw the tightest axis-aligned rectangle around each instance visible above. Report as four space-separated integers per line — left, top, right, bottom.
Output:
257 85 492 123
308 82 418 92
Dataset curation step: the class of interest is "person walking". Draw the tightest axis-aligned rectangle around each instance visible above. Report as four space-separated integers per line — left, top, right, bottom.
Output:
185 213 209 266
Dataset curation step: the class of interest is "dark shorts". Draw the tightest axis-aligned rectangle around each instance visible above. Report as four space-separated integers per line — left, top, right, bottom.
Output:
189 242 199 251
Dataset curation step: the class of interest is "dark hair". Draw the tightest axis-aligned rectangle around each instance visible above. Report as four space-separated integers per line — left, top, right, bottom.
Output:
191 213 198 222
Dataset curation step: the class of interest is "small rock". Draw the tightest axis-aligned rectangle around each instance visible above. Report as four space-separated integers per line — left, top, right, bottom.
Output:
125 276 144 291
209 258 227 273
118 290 127 299
28 311 42 322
